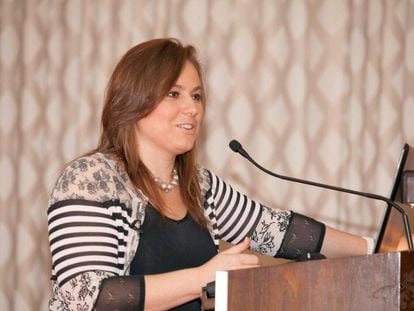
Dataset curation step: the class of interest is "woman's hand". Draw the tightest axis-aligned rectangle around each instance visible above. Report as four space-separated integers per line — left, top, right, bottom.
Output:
144 237 260 309
198 237 260 285
144 237 260 310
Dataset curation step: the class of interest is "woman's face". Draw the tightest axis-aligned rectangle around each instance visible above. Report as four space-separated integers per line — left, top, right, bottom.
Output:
136 61 204 159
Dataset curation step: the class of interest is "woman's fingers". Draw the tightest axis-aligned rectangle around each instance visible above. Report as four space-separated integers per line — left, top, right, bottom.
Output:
220 237 260 268
235 254 260 269
199 238 260 284
222 237 250 255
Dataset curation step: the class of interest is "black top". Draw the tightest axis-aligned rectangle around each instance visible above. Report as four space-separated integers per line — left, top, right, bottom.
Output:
130 205 218 310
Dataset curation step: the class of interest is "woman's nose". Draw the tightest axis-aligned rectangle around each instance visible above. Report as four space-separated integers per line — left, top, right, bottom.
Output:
182 96 199 115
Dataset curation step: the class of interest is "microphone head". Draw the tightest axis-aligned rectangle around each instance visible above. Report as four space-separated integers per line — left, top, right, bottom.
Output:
229 139 250 159
229 140 242 153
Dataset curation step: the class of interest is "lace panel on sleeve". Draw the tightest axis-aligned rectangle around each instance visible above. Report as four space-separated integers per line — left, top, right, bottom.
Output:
93 275 145 311
276 212 326 259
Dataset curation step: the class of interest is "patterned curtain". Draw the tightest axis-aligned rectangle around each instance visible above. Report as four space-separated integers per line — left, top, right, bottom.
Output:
1 0 413 309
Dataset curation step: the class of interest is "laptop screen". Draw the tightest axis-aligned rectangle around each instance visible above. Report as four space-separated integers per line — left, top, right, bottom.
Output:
374 143 414 253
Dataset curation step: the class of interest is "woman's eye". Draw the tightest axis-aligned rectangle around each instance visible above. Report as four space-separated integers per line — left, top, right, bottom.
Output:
192 93 202 102
167 91 179 98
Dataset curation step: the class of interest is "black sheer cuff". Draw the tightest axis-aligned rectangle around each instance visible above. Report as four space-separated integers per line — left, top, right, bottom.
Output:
276 212 326 260
93 275 145 311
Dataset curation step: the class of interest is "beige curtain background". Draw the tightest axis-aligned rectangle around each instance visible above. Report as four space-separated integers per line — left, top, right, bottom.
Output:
1 0 413 309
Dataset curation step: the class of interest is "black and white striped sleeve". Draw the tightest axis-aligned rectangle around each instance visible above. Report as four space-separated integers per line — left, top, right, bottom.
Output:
205 170 325 258
204 170 264 240
47 156 143 311
48 199 129 286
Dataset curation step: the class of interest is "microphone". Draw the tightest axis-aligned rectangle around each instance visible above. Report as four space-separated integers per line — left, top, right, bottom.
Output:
229 139 413 251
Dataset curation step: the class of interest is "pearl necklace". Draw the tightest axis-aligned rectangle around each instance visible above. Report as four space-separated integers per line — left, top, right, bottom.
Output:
153 168 179 192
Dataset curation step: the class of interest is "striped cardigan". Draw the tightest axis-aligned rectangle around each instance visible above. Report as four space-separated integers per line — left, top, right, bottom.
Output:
47 152 291 310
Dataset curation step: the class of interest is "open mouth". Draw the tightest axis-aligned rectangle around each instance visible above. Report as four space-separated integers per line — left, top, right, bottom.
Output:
177 123 195 130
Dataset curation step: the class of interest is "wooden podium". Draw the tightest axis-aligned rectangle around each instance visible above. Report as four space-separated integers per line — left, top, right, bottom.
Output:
211 251 414 311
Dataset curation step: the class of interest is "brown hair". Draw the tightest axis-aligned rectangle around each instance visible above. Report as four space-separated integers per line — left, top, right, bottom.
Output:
95 38 208 227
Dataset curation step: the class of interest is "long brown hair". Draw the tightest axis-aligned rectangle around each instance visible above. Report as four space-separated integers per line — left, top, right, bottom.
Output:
94 38 208 227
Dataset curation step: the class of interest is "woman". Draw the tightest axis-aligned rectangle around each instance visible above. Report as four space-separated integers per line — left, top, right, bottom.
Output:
47 38 370 310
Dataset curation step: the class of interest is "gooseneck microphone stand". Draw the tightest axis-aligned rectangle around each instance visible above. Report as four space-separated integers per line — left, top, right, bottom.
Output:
229 139 413 251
